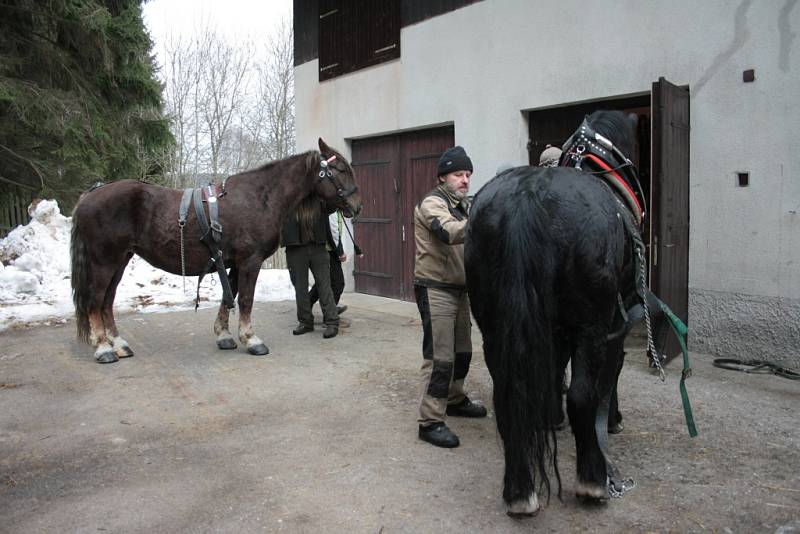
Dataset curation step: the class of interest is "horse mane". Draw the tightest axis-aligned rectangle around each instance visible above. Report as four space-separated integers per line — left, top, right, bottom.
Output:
244 150 320 175
585 110 635 158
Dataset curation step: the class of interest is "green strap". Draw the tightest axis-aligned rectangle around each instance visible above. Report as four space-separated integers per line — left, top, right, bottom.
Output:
659 302 698 437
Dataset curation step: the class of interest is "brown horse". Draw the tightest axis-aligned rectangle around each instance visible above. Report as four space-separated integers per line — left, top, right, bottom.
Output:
71 139 362 363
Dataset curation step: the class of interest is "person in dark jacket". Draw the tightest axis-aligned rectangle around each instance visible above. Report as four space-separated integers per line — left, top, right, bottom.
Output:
414 146 487 449
281 195 339 338
309 210 348 315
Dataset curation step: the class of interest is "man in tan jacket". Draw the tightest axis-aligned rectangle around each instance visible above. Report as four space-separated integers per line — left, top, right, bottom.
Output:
414 146 487 448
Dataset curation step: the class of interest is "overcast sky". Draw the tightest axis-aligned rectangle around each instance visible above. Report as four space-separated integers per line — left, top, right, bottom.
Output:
143 0 293 63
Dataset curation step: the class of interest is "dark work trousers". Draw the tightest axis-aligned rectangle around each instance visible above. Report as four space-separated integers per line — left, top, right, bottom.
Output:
309 250 344 305
286 244 339 328
415 285 472 426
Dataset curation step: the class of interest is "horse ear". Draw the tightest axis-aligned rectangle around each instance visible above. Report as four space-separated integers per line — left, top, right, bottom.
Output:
318 138 332 155
627 113 639 129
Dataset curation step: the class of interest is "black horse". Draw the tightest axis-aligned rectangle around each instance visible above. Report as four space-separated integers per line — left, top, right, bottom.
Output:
465 110 647 516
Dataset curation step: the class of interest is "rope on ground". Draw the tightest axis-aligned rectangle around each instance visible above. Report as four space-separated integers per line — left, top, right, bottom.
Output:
712 358 800 380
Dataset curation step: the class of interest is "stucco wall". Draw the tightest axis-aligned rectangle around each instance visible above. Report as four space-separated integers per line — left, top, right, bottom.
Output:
295 0 800 364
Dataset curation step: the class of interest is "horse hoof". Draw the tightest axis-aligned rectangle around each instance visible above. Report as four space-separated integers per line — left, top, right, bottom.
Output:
576 481 608 501
247 343 269 356
217 338 238 350
96 352 119 364
608 421 624 434
115 346 134 358
507 494 540 518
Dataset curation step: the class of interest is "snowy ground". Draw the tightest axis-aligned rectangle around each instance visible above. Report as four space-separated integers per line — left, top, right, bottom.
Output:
0 200 295 333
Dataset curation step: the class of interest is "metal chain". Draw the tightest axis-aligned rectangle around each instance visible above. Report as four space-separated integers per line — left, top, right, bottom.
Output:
637 243 665 382
608 477 637 498
179 224 186 293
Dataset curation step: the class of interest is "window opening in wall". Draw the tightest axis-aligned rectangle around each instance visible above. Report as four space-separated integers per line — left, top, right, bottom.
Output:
737 172 749 187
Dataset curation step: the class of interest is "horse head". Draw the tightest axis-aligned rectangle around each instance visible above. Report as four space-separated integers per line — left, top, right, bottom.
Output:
313 138 363 218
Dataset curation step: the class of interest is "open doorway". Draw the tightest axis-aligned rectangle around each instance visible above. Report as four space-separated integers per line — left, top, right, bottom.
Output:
527 93 654 274
526 80 689 360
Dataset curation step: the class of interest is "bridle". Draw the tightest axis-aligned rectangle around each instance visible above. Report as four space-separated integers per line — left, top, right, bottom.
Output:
559 117 647 225
317 153 364 254
317 154 359 201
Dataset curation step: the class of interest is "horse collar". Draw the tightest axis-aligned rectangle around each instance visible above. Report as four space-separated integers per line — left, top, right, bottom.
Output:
559 118 647 225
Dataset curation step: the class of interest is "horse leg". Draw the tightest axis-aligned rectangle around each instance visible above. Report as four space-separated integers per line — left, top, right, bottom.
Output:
214 266 239 350
607 349 626 434
102 254 134 359
553 333 572 430
593 338 627 493
568 323 614 500
480 338 542 517
235 266 269 355
87 263 126 364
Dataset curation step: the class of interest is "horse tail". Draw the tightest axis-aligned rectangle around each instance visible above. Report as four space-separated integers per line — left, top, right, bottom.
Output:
466 171 561 504
71 205 93 343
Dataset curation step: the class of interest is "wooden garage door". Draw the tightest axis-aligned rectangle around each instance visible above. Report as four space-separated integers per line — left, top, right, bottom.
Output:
352 126 454 300
350 136 401 298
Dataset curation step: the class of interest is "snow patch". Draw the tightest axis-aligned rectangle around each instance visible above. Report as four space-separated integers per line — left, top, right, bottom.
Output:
0 199 295 332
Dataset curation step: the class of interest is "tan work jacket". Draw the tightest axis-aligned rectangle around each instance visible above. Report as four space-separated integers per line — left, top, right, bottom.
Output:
413 185 469 289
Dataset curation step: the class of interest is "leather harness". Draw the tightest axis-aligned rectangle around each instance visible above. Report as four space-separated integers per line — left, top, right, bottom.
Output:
559 117 647 225
179 184 235 310
556 117 651 340
558 116 698 440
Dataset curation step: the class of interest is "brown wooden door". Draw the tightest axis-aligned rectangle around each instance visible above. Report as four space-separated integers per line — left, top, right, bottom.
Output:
351 136 402 298
399 127 455 301
651 77 690 360
351 126 454 301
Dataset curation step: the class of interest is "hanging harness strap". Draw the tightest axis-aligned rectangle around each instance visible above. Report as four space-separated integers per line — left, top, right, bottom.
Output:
651 295 699 437
615 195 698 438
191 187 235 310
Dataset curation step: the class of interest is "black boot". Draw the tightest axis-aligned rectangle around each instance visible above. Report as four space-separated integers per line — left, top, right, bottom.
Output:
418 422 460 448
323 325 338 338
293 324 314 335
336 305 348 315
446 397 488 418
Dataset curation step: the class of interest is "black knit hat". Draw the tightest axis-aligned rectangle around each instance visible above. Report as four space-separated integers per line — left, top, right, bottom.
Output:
437 146 473 177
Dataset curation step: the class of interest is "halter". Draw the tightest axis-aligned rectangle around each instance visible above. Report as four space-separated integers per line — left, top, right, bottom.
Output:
559 117 647 225
318 154 358 200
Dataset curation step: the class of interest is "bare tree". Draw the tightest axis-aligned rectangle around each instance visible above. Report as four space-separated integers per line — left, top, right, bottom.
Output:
249 19 295 163
197 31 253 177
161 33 199 186
156 18 293 183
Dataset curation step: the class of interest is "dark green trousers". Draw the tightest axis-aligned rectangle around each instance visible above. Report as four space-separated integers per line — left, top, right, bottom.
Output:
286 243 339 328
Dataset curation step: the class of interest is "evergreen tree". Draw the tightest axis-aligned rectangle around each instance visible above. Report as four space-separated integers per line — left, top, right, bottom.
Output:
0 0 174 209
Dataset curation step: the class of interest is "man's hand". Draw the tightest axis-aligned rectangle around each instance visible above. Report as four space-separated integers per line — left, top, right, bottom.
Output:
339 253 348 262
